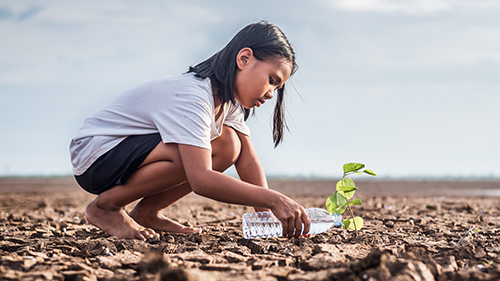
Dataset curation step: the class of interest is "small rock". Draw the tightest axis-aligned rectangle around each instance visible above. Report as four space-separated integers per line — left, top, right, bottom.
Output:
165 235 175 243
384 221 395 228
23 256 37 269
474 247 487 259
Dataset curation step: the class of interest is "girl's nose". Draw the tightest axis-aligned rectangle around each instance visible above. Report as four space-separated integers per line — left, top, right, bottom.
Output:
266 90 274 100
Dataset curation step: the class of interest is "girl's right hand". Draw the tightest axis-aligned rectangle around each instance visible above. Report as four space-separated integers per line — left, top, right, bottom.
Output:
271 194 311 238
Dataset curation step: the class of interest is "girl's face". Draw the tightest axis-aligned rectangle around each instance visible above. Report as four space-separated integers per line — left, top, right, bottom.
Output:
233 48 292 109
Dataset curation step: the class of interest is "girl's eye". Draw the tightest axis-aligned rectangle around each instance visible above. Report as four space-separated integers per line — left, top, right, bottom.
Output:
269 77 275 85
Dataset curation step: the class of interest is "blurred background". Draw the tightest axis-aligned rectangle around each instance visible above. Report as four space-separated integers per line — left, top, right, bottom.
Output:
1 0 499 179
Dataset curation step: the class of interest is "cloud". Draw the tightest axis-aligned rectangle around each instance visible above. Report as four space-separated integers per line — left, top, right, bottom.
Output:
17 4 43 21
0 4 42 21
0 6 13 20
328 0 500 15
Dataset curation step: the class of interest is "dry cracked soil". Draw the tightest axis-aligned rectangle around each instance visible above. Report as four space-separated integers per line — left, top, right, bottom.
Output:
1 177 500 281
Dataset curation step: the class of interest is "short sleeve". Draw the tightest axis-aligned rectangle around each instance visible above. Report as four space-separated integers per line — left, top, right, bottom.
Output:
151 83 214 150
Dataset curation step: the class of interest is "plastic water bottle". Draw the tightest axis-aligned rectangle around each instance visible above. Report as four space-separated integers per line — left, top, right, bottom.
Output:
242 208 342 239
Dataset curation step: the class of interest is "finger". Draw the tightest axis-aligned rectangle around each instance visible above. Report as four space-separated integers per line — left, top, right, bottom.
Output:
288 217 295 239
281 220 288 238
294 213 303 238
302 211 311 236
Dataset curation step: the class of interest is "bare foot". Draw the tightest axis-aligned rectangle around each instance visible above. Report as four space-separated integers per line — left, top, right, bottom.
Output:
129 207 201 234
85 199 158 241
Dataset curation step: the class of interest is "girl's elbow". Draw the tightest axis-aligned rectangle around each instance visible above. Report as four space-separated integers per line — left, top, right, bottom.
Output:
188 177 209 195
186 170 216 196
190 182 205 195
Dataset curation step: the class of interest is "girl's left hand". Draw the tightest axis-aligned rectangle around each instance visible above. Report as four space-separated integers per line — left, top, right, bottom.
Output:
269 193 311 239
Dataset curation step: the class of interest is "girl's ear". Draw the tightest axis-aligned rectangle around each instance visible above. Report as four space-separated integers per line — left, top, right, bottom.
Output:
236 47 254 70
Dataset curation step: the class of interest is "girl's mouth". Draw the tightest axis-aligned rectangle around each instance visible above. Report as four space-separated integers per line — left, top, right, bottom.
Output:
256 99 265 107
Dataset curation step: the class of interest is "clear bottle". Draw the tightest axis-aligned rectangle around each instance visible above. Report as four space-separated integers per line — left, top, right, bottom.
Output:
242 208 342 239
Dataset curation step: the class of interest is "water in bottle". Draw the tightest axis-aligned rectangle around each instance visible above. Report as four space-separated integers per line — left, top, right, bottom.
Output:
242 208 342 239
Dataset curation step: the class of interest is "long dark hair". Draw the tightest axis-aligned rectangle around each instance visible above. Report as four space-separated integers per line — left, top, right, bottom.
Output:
188 21 297 147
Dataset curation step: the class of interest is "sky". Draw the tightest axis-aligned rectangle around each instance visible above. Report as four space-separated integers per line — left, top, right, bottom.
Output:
1 0 499 178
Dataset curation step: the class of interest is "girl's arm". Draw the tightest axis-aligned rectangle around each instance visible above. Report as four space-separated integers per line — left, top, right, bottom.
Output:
233 130 270 212
178 143 310 238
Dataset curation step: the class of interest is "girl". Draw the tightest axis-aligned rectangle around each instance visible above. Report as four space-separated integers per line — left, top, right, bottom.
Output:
70 21 310 241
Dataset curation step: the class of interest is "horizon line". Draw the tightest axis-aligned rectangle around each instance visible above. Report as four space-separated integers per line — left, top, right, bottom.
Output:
1 173 499 182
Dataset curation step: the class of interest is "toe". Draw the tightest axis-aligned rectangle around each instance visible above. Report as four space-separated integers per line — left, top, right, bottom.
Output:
143 228 157 238
135 231 147 241
148 229 160 238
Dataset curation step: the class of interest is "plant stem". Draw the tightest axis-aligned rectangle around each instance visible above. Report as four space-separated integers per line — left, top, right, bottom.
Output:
347 205 358 237
341 173 359 237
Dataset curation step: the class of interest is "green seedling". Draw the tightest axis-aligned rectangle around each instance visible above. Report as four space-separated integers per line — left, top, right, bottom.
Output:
326 163 377 237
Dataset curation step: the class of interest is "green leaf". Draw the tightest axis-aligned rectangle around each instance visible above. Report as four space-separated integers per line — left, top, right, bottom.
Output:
338 198 362 211
363 169 377 176
342 219 350 230
336 178 356 200
336 200 348 212
346 198 362 206
348 217 364 230
326 191 347 214
334 192 347 213
343 163 365 173
337 185 358 193
336 178 355 190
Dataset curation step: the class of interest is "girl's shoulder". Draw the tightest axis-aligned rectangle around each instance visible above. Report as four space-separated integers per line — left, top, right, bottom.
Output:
125 73 213 101
147 73 210 89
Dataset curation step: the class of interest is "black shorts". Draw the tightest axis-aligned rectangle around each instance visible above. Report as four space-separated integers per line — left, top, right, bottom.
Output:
75 133 162 195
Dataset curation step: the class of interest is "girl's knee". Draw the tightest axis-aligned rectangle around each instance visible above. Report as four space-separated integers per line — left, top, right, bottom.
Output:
212 126 241 171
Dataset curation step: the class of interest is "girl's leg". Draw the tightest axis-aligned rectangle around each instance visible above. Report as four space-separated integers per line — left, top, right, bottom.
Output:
85 144 188 240
85 126 241 240
129 182 195 233
128 125 241 232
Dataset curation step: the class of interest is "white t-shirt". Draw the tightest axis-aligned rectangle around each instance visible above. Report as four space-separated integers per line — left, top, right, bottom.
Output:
70 73 250 176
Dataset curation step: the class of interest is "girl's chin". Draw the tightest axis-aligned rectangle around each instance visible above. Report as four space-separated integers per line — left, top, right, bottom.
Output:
235 97 257 109
234 97 251 109
240 103 254 109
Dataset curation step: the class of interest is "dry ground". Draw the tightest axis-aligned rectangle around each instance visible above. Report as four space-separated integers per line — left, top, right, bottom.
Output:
1 177 499 281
